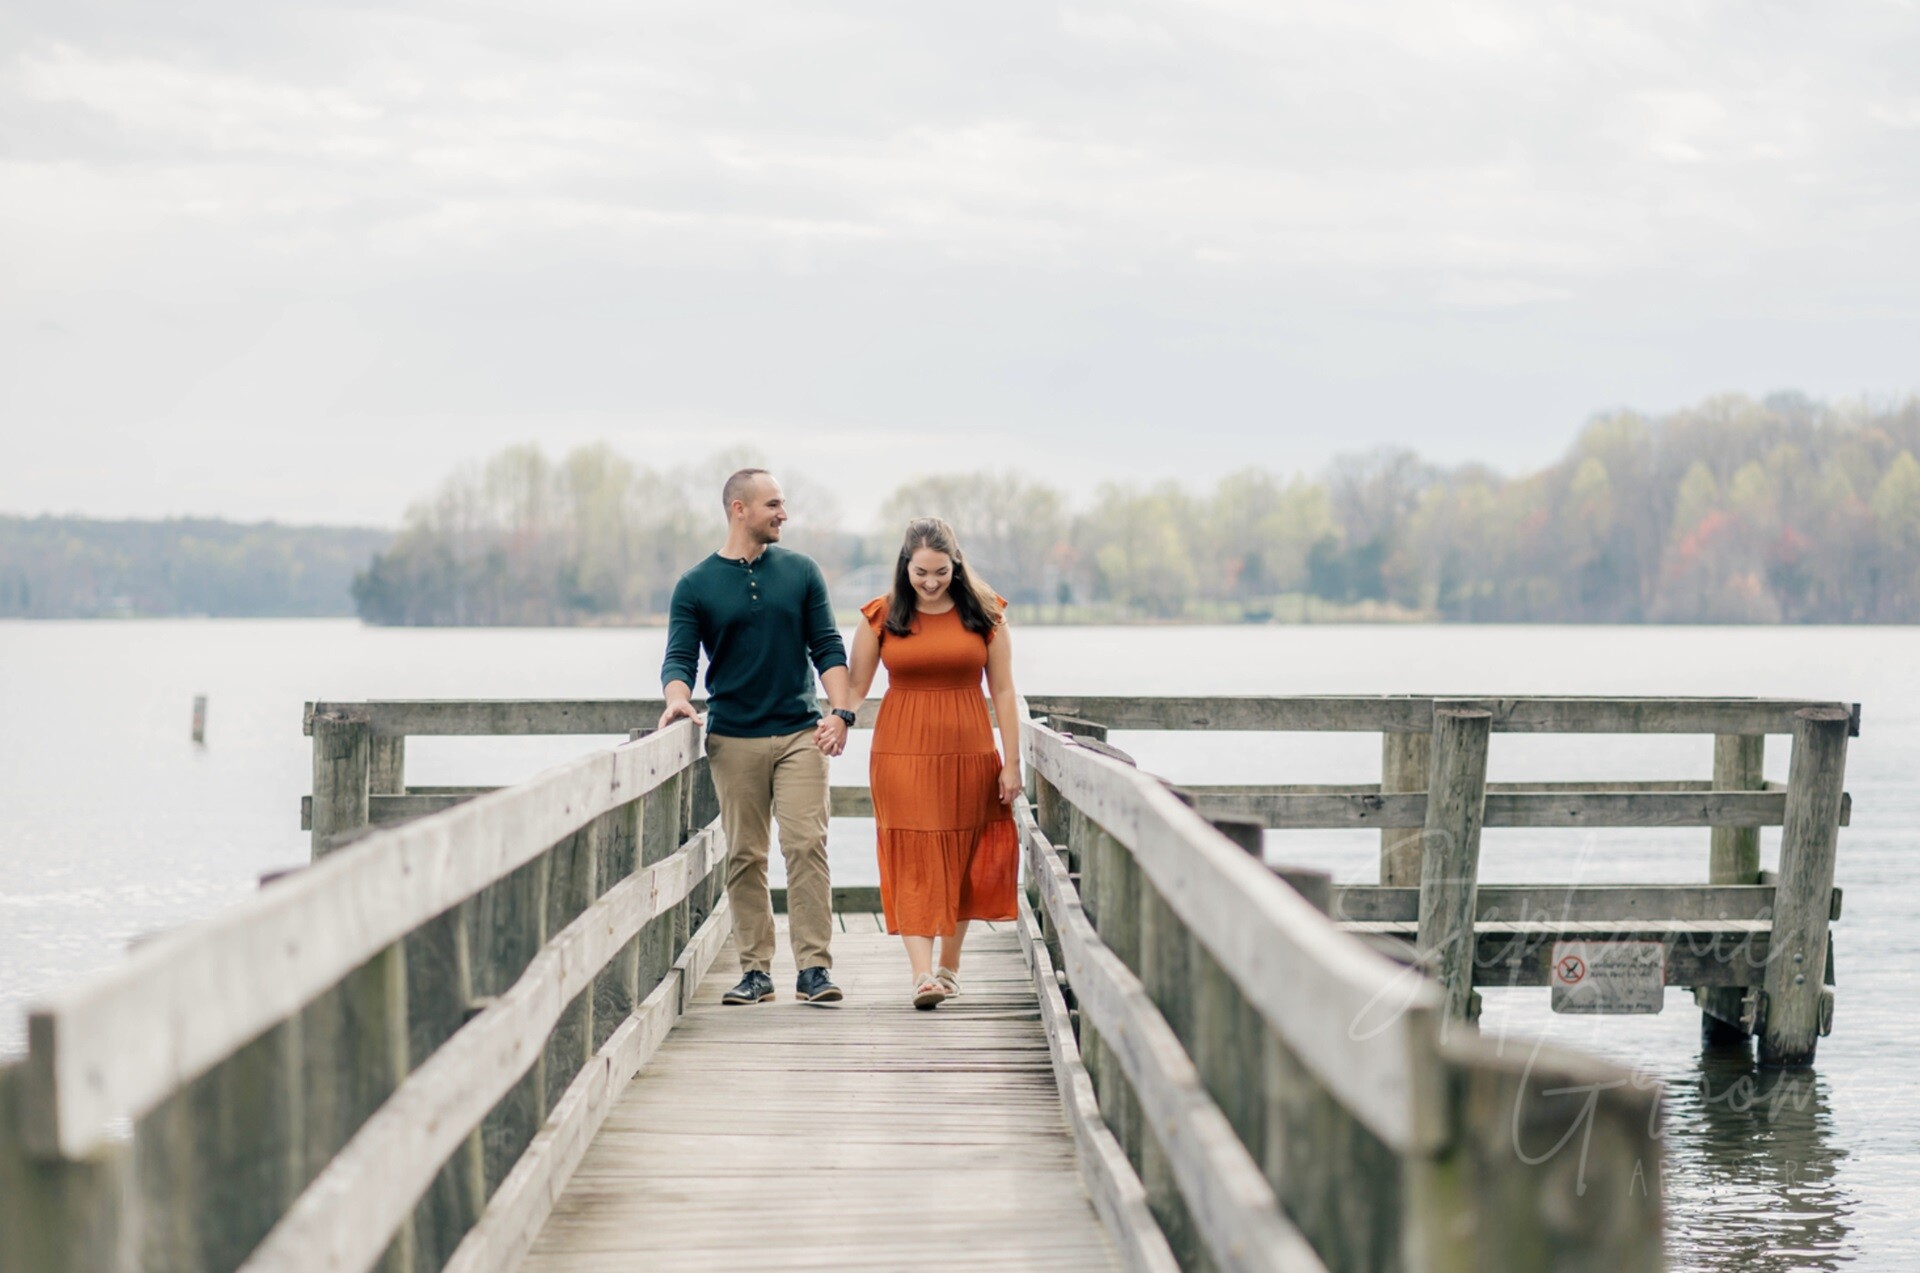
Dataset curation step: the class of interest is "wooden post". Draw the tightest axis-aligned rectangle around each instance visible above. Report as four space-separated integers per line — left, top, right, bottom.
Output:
543 827 599 1113
190 695 207 745
594 803 643 1051
1034 773 1067 851
311 713 372 859
407 901 485 1271
1201 819 1268 1158
1417 708 1492 1023
1704 734 1764 1045
0 1063 136 1273
298 942 413 1271
370 736 407 796
471 855 549 1192
1760 707 1850 1067
1711 734 1765 884
1379 732 1429 885
1271 865 1332 915
131 1020 303 1273
1133 867 1203 1265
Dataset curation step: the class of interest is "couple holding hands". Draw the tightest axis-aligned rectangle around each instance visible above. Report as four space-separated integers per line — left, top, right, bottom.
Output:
658 468 1022 1011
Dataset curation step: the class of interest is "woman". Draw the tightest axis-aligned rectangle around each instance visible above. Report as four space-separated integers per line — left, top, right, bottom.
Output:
847 517 1022 1008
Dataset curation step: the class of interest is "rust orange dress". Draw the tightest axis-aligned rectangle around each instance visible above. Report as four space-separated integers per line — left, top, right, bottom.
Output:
861 596 1018 936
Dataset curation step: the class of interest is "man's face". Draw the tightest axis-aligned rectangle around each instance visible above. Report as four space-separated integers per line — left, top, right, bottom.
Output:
737 477 787 543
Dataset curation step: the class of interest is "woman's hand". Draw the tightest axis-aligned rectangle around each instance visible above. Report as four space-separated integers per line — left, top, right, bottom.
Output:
813 714 849 757
998 762 1024 805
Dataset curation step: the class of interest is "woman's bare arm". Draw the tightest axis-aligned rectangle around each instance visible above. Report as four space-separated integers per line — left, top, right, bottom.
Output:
985 624 1022 804
848 621 882 702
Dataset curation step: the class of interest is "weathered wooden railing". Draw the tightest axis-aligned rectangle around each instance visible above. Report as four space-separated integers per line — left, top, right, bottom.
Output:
0 717 728 1273
299 697 888 847
1018 716 1668 1273
1028 694 1854 1069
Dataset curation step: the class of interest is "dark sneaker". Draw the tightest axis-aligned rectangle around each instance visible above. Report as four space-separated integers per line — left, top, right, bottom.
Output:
721 970 775 1005
795 966 843 1004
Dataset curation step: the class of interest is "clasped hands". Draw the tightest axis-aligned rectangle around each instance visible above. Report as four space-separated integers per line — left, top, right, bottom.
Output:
813 713 849 757
657 700 847 757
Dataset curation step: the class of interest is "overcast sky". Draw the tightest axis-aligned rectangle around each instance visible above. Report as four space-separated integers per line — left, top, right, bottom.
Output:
4 1 1918 528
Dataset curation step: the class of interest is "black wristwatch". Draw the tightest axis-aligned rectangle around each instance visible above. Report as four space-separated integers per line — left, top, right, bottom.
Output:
831 708 857 726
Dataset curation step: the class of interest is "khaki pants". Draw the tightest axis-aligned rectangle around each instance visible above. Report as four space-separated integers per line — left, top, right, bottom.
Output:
706 728 833 974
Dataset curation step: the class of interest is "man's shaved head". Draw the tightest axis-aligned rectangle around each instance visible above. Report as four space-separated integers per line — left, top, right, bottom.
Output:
722 468 771 513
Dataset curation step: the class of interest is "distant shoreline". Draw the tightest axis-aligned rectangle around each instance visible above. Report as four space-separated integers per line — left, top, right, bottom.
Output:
8 612 1918 629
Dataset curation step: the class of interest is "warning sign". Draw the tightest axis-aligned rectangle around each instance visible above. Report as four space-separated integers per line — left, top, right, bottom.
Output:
1550 941 1664 1014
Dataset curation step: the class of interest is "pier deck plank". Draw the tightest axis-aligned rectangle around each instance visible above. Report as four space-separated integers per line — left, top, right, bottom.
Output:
519 919 1120 1273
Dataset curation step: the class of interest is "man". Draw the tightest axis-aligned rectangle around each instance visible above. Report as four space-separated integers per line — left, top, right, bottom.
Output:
659 469 861 1005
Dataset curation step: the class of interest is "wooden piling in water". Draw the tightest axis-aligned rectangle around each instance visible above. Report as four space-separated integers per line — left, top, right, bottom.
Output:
1417 707 1492 1023
1704 733 1766 1044
1760 707 1850 1067
310 713 371 859
191 695 207 745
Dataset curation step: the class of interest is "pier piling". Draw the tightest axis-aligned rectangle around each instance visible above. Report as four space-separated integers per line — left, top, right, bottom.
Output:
1760 707 1851 1066
1417 707 1492 1021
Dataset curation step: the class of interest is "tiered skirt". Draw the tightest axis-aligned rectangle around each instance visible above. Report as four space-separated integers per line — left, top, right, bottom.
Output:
869 688 1018 936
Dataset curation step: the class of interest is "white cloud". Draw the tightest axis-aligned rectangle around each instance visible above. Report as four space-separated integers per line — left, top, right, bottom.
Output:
2 1 1918 523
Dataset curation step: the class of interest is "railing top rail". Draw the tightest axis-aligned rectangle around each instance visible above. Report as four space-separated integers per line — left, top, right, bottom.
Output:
300 694 1861 738
1024 720 1447 1153
302 698 884 736
22 720 703 1160
1026 694 1860 735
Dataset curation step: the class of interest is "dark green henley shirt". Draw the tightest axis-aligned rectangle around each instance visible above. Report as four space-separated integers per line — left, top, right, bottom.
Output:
660 547 848 738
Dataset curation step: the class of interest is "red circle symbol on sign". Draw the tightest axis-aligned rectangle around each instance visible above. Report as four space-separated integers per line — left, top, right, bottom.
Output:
1556 955 1586 985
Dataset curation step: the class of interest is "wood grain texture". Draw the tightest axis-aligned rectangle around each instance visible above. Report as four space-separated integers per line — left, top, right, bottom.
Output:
304 698 884 736
440 896 733 1273
1023 695 1856 735
1380 732 1430 885
1760 707 1852 1066
1027 803 1326 1273
23 724 702 1159
1704 734 1767 1042
1417 709 1492 1021
517 923 1122 1273
1330 883 1830 924
1192 788 1844 829
1025 723 1447 1155
236 827 726 1273
1015 886 1179 1273
309 714 370 858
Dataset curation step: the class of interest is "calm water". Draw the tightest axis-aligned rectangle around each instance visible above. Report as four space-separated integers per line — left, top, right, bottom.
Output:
1 619 1913 1269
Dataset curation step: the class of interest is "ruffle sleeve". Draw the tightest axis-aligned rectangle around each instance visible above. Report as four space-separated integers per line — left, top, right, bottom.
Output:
985 594 1010 643
860 595 890 635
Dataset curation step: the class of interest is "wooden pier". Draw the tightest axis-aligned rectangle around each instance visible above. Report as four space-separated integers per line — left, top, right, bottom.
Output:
0 692 1857 1272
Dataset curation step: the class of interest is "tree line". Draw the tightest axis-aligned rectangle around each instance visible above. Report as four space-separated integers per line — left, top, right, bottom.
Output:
0 517 391 619
349 391 1920 626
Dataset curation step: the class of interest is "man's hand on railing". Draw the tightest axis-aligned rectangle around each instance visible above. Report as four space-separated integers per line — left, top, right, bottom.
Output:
658 700 704 730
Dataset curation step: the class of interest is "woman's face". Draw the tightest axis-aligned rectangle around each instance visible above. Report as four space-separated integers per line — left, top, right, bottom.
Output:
908 547 954 605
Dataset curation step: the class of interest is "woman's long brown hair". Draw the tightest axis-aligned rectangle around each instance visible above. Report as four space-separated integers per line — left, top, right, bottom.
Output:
886 516 1004 639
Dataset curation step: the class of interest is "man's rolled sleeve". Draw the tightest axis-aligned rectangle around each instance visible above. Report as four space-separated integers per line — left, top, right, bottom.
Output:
661 577 702 689
804 564 849 675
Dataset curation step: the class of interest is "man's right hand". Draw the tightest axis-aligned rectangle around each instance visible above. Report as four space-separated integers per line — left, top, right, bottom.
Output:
658 700 705 730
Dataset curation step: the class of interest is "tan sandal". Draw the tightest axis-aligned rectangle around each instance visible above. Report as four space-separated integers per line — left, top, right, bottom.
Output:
912 972 947 1010
935 966 961 998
